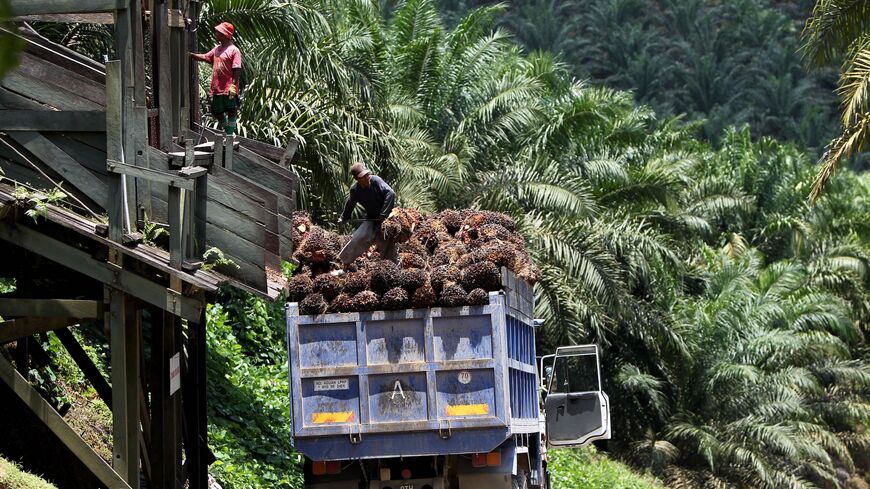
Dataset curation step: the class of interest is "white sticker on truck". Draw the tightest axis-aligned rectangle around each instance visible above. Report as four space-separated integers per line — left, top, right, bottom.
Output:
314 378 349 391
458 371 472 384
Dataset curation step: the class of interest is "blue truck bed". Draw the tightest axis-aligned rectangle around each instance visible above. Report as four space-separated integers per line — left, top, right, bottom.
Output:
285 272 539 462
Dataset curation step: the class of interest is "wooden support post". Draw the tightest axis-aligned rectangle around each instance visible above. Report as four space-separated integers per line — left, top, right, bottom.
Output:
151 309 181 489
188 1 201 128
193 171 207 259
212 136 223 168
153 0 172 149
222 136 233 171
0 222 204 322
106 60 125 241
168 186 182 269
108 287 140 488
182 310 209 488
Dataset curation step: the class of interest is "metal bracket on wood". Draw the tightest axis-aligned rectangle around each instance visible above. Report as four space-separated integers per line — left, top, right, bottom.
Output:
165 288 181 317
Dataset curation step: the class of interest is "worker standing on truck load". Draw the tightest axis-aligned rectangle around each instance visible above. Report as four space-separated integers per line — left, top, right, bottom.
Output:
189 22 242 135
337 163 398 264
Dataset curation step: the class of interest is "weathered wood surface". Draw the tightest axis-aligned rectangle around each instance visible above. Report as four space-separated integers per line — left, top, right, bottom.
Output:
6 131 109 208
0 72 102 111
0 299 100 318
9 0 125 16
0 317 80 344
19 26 106 83
108 288 139 488
13 13 114 24
16 52 106 106
0 111 106 132
0 219 205 322
0 183 230 294
0 354 132 489
44 132 108 175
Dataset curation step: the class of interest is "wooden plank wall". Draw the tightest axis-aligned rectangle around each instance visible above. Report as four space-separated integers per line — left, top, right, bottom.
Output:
0 25 294 298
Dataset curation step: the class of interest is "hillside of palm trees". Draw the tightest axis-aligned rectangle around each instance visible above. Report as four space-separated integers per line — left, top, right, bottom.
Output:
7 0 870 487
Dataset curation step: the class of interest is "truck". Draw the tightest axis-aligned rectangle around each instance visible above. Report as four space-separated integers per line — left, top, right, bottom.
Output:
286 270 611 489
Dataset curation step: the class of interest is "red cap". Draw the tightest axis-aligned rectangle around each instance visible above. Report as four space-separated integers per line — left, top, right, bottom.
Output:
215 22 234 39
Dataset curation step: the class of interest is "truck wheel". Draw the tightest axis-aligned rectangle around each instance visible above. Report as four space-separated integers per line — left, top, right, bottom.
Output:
511 471 529 489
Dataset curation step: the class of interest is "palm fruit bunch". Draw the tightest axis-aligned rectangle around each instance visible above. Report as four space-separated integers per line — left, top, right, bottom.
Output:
288 209 540 314
292 212 313 248
381 208 421 243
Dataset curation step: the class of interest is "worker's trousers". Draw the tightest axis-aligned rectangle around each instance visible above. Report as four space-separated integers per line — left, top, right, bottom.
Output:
338 220 399 265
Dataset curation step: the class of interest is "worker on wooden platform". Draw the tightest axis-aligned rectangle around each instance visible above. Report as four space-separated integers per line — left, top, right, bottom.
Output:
189 22 242 135
337 163 398 265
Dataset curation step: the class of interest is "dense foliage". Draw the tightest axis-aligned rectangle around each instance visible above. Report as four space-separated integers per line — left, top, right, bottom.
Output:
802 0 870 200
23 0 870 487
437 0 839 151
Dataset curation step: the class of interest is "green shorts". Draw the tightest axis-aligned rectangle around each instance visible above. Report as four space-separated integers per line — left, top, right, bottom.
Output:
210 95 238 114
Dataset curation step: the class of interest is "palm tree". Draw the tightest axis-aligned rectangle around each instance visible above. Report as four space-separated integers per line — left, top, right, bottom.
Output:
651 247 868 488
802 1 870 201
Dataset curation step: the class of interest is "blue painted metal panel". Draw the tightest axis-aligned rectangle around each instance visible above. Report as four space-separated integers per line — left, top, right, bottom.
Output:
294 427 512 461
368 372 428 423
436 369 496 418
298 321 357 367
366 318 425 365
433 314 493 361
301 376 360 428
286 273 539 461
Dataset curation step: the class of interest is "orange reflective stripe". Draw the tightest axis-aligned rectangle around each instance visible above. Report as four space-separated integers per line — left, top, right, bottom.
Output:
312 411 355 424
446 404 489 416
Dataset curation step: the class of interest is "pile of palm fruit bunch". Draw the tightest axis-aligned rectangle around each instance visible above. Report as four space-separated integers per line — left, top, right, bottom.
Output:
288 208 541 315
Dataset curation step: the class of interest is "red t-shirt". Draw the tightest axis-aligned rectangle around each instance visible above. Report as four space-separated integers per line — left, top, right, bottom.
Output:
203 44 242 96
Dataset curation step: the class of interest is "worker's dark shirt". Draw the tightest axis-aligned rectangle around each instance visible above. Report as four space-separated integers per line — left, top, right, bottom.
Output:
340 175 395 221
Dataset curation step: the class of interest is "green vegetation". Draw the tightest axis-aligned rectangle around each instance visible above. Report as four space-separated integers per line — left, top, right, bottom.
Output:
204 1 870 486
548 447 665 488
802 1 870 199
22 0 870 487
206 291 304 487
0 456 58 489
438 0 839 150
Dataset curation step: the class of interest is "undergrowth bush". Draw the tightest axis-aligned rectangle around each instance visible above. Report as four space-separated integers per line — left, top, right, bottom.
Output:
548 447 664 489
206 289 303 488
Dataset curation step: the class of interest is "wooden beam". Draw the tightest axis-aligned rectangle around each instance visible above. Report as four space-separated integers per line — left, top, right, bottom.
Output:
107 160 202 191
0 111 106 132
108 288 140 487
0 298 100 318
0 317 80 344
1 72 103 111
6 131 108 209
0 354 132 488
0 221 204 322
12 13 114 23
54 328 112 409
9 0 125 16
